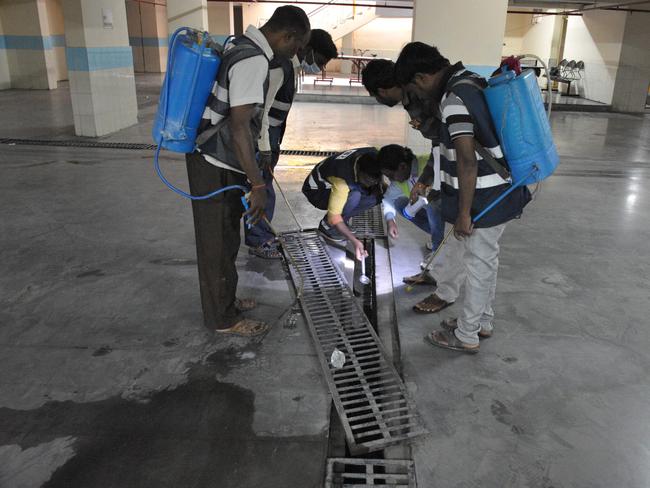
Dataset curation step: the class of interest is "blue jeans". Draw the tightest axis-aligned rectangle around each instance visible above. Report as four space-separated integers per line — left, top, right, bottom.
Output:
245 126 283 248
394 196 444 250
342 190 380 221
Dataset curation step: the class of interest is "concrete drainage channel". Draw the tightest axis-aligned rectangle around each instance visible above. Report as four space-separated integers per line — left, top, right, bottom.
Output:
0 137 337 158
2 137 424 485
280 207 424 487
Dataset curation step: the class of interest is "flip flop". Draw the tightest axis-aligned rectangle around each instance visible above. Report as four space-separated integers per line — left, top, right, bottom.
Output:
235 298 257 312
424 329 479 354
413 293 453 314
215 318 269 337
248 243 282 260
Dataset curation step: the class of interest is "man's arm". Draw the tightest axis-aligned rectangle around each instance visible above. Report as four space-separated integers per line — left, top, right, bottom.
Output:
230 104 266 224
452 135 477 239
258 67 285 163
382 183 401 239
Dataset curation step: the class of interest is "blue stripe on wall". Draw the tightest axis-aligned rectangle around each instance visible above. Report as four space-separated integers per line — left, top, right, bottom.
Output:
466 65 498 79
0 34 66 50
66 47 133 71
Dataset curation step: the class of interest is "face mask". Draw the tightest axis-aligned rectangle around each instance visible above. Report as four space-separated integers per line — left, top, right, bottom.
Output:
301 60 321 75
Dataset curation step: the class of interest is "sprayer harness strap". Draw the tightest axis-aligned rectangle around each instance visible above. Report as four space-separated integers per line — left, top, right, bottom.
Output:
448 79 512 183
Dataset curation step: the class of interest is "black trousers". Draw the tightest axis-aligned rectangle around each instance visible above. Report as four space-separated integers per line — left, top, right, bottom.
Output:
186 152 247 330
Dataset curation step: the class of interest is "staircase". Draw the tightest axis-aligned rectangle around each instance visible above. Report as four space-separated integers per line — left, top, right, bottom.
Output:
307 1 378 41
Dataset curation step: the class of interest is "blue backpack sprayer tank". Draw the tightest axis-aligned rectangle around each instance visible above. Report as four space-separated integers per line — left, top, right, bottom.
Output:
408 57 560 290
152 27 248 202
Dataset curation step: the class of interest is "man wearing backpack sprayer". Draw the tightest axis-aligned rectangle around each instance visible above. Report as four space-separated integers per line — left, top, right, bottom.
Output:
187 6 310 337
395 42 531 354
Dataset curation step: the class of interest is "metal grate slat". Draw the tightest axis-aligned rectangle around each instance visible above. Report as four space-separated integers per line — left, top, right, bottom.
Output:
325 458 417 487
348 206 386 238
280 230 427 454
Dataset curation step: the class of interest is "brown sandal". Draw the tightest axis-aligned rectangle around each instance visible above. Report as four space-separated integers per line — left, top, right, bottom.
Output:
441 318 492 339
424 329 479 354
235 298 257 312
413 293 453 314
402 272 437 286
215 318 269 337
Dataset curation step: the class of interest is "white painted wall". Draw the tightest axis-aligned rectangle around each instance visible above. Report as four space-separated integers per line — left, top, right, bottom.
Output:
412 0 507 68
349 17 411 61
167 0 208 32
612 11 650 112
502 13 529 56
563 10 627 104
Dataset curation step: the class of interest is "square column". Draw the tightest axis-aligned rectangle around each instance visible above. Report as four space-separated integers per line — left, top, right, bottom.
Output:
127 0 168 73
62 0 138 136
407 0 508 154
0 0 59 89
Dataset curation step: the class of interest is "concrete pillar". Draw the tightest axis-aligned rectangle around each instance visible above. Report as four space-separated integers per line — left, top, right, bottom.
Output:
0 8 10 89
62 0 138 136
167 0 208 34
0 0 59 89
126 0 168 73
612 12 650 113
408 0 508 154
207 1 233 40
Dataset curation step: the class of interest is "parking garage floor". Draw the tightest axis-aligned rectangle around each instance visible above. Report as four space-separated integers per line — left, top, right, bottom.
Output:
1 75 650 487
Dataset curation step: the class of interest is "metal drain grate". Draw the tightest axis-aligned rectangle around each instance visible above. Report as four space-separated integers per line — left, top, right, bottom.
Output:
0 137 337 158
325 458 417 487
349 206 386 238
280 230 427 454
0 138 158 150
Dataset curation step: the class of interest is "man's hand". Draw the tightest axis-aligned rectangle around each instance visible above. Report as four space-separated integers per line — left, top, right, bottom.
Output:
245 188 267 225
410 182 427 204
352 238 368 261
259 151 273 171
387 219 399 239
409 118 422 130
454 213 473 240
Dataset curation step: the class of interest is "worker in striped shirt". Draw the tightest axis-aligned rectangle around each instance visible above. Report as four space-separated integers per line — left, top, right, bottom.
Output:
395 42 531 354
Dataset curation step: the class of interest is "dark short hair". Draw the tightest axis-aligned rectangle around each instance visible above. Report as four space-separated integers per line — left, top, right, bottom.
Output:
265 6 310 36
394 42 450 86
361 59 397 95
357 152 381 181
308 29 337 62
377 144 415 172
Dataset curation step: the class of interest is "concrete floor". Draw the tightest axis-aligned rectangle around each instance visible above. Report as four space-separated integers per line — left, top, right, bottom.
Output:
1 75 650 487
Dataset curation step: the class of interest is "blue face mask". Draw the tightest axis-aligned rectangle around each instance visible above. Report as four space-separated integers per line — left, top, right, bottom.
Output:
301 60 321 75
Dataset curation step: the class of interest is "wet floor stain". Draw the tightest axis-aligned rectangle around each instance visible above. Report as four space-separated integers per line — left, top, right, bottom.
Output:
0 351 324 488
91 346 112 357
76 269 105 278
65 160 102 166
162 338 179 348
502 356 518 363
204 343 263 377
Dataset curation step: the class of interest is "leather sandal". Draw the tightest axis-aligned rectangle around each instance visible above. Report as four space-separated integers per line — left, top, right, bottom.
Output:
215 318 269 337
248 242 282 260
403 272 437 286
441 318 492 339
413 293 453 314
424 329 479 354
235 298 257 312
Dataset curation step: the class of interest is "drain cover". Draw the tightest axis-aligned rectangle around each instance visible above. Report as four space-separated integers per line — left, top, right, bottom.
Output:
349 206 386 238
280 231 427 454
325 458 417 487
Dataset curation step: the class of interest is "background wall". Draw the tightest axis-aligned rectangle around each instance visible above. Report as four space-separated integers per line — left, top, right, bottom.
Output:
563 10 627 104
207 2 232 36
611 10 650 112
46 0 66 81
